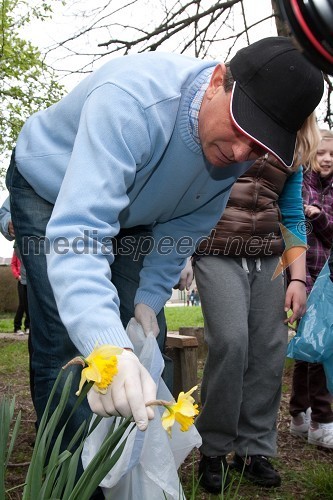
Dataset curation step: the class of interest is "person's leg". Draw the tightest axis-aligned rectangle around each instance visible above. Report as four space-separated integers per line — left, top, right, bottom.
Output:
289 360 311 437
22 283 30 330
13 281 24 332
194 256 250 493
307 362 333 448
6 155 90 453
26 317 35 411
230 257 285 488
289 360 310 416
235 257 287 458
308 363 333 423
195 256 250 456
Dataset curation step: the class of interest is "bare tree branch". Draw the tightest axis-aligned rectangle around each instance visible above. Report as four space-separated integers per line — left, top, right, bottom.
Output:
240 0 249 45
97 0 240 50
39 0 331 125
47 0 276 72
324 74 332 128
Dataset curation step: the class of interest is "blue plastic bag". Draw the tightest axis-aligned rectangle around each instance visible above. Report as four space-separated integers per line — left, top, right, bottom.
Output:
287 261 333 394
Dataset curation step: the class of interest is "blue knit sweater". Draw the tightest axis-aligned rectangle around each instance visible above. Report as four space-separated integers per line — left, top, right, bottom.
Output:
15 52 253 355
0 197 13 241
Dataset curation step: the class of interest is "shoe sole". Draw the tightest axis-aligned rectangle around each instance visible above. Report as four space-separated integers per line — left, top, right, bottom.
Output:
308 437 333 448
199 480 229 495
198 464 231 494
198 475 231 494
245 474 281 488
232 465 281 488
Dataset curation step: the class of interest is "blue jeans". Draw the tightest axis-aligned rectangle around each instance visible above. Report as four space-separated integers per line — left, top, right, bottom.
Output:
6 153 172 452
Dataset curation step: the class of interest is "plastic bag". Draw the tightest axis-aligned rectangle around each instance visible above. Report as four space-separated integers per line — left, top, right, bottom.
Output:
81 318 202 499
287 261 333 393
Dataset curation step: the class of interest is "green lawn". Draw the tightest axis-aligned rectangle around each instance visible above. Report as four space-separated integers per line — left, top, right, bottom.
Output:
0 340 28 375
0 313 14 333
0 309 203 334
164 306 204 331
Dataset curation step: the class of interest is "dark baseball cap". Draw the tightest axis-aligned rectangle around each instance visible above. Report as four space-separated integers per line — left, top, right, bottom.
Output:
230 36 324 167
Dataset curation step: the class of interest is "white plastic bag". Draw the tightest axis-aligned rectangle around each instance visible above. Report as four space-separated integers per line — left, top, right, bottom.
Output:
81 318 202 499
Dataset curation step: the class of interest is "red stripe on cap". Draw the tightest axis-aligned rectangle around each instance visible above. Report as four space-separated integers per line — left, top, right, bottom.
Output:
291 0 333 63
229 84 294 168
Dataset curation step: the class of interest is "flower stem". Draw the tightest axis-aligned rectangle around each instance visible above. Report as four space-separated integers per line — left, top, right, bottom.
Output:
145 399 174 407
62 356 86 370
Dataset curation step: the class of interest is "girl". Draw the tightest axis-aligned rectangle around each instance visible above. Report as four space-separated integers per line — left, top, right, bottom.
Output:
290 129 333 448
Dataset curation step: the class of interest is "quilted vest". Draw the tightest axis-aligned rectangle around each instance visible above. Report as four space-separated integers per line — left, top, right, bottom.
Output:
197 155 293 258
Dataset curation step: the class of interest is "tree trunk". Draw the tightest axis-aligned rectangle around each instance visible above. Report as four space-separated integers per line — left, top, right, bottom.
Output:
271 0 291 37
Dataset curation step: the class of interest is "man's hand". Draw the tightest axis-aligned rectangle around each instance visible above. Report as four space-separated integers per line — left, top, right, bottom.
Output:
173 258 194 291
134 303 159 337
87 350 156 431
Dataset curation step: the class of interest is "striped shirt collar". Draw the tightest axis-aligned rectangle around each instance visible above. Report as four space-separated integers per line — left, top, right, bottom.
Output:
189 68 214 145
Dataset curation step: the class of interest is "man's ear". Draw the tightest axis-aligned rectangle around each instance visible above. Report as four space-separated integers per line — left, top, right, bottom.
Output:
205 64 226 99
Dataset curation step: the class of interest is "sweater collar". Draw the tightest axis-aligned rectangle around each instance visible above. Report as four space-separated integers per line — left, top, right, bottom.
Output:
188 68 213 144
178 65 216 155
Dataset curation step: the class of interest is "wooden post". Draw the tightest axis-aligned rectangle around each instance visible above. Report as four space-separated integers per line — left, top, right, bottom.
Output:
179 326 207 360
165 333 198 402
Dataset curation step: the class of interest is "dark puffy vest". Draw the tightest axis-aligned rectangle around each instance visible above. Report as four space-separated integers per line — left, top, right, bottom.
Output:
197 155 293 258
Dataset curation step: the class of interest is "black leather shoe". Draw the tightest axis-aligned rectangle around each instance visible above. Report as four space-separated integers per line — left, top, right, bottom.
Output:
231 454 281 488
198 454 230 494
89 486 105 499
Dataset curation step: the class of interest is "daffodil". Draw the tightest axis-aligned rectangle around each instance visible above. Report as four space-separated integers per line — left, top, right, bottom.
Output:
63 345 123 396
160 386 199 437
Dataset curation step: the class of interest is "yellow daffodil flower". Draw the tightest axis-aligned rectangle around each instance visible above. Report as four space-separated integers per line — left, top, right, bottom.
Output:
161 385 199 436
63 345 123 396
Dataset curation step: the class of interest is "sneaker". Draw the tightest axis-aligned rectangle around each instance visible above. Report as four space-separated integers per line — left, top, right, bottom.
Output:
290 408 311 438
25 328 30 335
198 454 230 494
14 330 25 336
231 454 281 488
308 421 333 448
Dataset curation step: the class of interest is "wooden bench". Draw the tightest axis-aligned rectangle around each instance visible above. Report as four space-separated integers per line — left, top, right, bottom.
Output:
165 332 199 402
179 326 207 360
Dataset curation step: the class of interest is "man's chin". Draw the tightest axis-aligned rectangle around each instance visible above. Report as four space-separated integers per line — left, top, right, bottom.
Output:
210 158 233 168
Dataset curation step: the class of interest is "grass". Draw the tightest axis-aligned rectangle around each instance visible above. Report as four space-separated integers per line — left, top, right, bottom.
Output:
0 313 14 333
165 306 204 331
298 462 333 499
0 309 203 335
0 340 29 375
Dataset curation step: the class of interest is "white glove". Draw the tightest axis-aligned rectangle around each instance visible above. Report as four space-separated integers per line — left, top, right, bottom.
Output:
173 257 194 291
134 303 159 337
87 350 156 431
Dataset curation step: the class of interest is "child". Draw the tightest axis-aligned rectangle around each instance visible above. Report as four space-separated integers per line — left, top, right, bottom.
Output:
290 129 333 448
